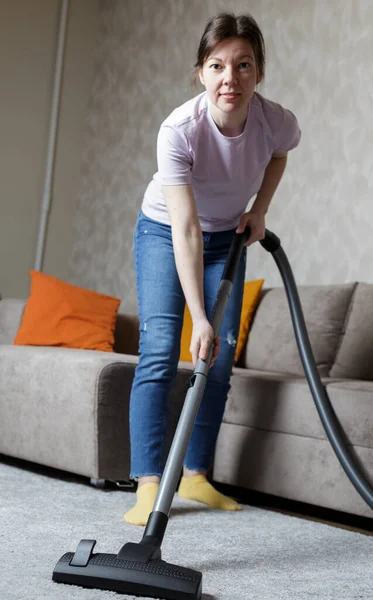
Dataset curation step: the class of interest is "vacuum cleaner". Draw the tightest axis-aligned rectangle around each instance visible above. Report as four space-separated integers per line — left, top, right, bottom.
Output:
53 227 373 599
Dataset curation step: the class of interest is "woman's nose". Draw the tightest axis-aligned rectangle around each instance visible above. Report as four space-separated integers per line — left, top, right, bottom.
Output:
223 67 237 85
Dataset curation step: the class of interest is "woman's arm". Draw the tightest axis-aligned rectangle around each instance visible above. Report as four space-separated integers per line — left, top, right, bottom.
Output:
236 153 288 245
250 153 288 215
163 184 220 366
162 184 205 322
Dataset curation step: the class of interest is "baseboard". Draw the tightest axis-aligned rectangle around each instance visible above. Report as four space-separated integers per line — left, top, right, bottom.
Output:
213 480 373 534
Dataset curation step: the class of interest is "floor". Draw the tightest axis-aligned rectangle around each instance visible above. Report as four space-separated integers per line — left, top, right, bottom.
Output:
2 453 372 536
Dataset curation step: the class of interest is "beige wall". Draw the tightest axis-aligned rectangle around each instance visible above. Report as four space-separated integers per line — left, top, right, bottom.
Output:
68 0 373 315
0 0 100 298
3 0 373 309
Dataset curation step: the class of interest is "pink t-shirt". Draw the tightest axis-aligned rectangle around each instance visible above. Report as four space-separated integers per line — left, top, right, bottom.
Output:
142 91 301 232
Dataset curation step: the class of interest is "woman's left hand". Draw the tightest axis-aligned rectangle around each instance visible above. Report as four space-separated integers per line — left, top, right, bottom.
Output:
235 210 266 247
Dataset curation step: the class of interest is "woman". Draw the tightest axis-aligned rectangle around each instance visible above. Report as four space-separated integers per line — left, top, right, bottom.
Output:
124 12 301 525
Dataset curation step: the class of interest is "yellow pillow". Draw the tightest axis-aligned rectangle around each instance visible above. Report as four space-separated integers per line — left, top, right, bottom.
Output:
13 270 121 352
179 279 264 364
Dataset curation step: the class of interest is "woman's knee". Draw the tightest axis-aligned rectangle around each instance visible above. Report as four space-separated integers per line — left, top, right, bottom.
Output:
210 325 240 380
137 314 182 376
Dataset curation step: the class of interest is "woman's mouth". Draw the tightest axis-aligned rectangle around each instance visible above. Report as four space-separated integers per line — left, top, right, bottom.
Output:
220 93 240 100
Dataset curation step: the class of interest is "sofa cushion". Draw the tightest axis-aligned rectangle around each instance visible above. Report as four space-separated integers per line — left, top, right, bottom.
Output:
179 279 264 364
213 423 373 518
330 283 373 380
240 284 356 376
13 271 121 352
0 299 140 356
226 367 373 447
325 379 373 447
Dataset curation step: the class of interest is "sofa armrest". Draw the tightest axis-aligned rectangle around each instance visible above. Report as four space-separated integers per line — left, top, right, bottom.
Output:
114 313 139 356
0 345 139 479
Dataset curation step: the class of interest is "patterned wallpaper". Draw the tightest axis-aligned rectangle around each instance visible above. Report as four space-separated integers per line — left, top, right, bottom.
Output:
68 0 373 314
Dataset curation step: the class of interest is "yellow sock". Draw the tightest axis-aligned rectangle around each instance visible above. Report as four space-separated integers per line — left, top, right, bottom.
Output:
123 483 159 526
178 474 241 511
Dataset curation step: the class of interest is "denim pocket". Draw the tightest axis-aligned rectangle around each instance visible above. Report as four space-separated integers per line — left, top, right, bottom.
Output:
136 211 172 241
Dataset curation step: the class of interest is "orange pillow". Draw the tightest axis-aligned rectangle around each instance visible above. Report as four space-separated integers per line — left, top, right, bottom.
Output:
179 279 264 364
13 271 121 352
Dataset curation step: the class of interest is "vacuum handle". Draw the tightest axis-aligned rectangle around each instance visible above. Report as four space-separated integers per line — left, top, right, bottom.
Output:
221 226 251 283
221 226 281 284
208 225 251 340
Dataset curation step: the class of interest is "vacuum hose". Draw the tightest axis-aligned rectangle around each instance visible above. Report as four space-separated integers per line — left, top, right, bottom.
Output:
260 229 373 510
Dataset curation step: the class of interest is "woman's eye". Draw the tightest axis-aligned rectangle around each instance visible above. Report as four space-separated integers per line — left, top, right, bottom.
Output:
209 62 252 71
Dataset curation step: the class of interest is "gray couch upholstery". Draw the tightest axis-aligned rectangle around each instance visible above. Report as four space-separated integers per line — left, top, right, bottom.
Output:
1 282 372 518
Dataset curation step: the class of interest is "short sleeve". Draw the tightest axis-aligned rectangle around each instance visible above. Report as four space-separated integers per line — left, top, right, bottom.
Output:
157 124 193 185
272 107 301 154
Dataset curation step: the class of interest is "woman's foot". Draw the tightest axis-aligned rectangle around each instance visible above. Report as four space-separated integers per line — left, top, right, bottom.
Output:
123 476 160 526
178 471 241 511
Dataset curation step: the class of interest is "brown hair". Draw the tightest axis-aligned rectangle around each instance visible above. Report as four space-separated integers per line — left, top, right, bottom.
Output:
193 12 265 85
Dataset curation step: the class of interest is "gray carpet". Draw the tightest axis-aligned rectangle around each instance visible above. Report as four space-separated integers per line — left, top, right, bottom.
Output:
1 460 372 600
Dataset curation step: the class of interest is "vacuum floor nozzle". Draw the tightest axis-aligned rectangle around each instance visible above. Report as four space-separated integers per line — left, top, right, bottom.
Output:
53 547 202 600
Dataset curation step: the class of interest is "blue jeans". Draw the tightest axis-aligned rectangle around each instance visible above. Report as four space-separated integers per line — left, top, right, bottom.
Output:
129 210 246 479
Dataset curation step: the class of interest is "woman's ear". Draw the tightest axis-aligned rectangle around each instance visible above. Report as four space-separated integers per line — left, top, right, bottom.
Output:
199 69 205 87
256 70 263 85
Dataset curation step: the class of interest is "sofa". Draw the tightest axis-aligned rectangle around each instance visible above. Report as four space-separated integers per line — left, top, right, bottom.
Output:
0 282 372 519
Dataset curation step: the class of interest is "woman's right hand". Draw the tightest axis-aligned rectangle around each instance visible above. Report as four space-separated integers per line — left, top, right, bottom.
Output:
190 316 220 368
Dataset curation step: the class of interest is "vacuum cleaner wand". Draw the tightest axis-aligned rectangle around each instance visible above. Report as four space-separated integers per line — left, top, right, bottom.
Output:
52 227 251 600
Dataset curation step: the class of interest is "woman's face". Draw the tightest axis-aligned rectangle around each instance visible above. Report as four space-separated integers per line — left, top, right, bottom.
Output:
199 37 261 118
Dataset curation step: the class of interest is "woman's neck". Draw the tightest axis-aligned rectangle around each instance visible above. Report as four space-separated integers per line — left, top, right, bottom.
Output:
219 120 246 137
209 103 248 137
